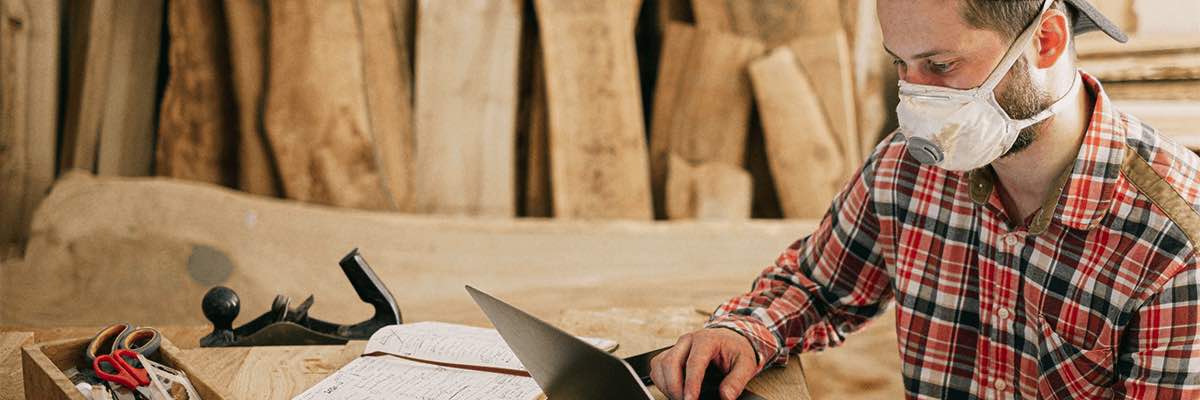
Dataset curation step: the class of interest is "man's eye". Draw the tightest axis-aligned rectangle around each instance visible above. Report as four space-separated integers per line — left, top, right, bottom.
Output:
929 61 954 73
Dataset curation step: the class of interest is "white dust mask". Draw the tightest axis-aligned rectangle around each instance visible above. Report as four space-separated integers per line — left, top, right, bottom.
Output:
896 0 1080 171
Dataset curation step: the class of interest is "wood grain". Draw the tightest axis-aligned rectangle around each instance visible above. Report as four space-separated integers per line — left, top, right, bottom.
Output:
361 0 416 211
846 0 896 157
691 0 842 49
0 332 33 400
1102 80 1200 101
4 173 815 328
223 0 280 196
750 48 845 219
1079 52 1200 82
413 0 521 216
0 0 59 256
787 29 860 170
59 0 114 174
157 0 238 186
263 0 394 209
96 0 163 177
650 23 763 218
534 0 654 220
521 42 553 217
665 156 753 220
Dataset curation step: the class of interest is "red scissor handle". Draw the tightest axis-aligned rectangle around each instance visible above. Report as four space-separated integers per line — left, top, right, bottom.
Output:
93 349 150 389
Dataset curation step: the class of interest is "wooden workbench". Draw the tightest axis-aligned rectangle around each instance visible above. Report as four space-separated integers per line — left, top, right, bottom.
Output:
176 307 809 399
6 308 809 399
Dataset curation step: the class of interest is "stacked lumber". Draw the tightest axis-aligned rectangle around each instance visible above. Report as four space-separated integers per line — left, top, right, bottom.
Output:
1079 35 1200 151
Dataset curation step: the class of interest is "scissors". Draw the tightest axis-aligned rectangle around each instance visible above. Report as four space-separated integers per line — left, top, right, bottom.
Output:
94 349 161 400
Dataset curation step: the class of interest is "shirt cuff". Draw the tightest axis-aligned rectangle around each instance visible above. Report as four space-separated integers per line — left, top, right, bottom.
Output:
705 314 786 371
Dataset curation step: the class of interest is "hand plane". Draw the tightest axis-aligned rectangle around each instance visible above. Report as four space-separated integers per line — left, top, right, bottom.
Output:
199 248 402 347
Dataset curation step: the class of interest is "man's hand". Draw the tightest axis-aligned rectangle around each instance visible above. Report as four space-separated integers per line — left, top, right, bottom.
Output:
649 327 758 400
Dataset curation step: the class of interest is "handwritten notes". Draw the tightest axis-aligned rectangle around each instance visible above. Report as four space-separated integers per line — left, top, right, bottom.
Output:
362 322 618 372
293 357 542 400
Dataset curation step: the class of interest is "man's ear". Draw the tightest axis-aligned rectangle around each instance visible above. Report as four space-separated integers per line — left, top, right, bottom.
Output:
1033 8 1071 69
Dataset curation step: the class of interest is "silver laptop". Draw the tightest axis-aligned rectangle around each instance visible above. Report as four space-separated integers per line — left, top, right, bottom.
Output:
466 285 766 400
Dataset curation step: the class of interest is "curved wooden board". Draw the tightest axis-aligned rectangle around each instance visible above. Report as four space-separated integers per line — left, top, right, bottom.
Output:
750 48 844 219
224 0 279 196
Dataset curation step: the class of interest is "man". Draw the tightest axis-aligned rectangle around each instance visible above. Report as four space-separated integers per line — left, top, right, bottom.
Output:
651 0 1200 399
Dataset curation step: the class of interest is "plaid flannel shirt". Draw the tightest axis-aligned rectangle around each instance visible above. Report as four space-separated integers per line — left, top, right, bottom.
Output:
708 72 1200 399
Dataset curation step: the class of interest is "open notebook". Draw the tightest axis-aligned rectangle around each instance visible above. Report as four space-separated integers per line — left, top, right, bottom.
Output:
293 321 618 400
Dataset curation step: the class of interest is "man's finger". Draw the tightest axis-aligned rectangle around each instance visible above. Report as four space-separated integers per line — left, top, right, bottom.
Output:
662 335 693 400
683 340 717 400
718 351 757 400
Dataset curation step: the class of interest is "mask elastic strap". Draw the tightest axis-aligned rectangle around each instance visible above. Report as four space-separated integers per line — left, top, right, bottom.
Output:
977 0 1055 92
1013 69 1082 130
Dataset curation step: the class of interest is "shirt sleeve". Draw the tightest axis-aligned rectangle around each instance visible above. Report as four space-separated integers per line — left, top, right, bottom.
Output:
1117 265 1200 398
705 145 894 371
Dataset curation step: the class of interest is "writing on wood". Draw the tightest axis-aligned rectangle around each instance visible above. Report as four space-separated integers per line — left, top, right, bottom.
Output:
534 0 653 220
750 48 844 219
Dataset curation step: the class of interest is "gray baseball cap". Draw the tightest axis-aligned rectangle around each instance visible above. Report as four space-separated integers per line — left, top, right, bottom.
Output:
1064 0 1129 42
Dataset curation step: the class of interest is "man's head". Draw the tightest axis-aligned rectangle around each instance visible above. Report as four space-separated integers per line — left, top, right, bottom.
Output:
879 0 1076 157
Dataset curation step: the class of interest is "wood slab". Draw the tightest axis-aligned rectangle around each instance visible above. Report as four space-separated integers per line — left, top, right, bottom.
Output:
3 173 816 330
157 0 238 186
413 0 521 216
521 42 553 217
1117 100 1200 151
534 0 654 220
750 48 845 219
787 29 860 168
224 0 280 196
0 0 59 256
362 0 417 212
263 0 394 210
665 156 753 220
59 0 114 174
846 0 896 157
1102 79 1200 101
691 0 842 49
650 23 763 218
96 0 163 177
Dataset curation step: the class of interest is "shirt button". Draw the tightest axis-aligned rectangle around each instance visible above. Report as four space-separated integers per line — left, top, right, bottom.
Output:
1004 235 1018 246
997 308 1011 319
995 380 1008 391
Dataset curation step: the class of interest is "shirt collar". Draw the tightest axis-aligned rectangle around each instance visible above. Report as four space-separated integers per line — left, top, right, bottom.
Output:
968 71 1125 234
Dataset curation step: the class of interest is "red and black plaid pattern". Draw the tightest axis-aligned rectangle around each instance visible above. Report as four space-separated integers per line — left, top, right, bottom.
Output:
708 72 1200 399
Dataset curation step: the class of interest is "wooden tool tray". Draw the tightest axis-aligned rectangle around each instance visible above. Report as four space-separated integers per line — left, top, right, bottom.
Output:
21 335 223 400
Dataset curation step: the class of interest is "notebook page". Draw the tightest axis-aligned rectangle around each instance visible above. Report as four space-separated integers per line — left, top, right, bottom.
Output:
362 321 618 371
292 356 542 400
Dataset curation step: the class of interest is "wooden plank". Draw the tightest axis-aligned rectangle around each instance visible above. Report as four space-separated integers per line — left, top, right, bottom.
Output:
665 156 753 220
223 0 279 196
263 0 394 209
534 0 653 220
1103 80 1200 101
522 43 553 217
1079 52 1200 82
1133 0 1199 36
788 29 860 168
750 48 845 219
96 0 163 177
157 0 238 186
691 0 842 49
59 0 115 173
650 23 762 218
361 0 416 211
847 0 896 157
413 0 521 216
0 332 34 400
1077 34 1200 58
3 173 816 328
0 0 60 257
1117 100 1200 151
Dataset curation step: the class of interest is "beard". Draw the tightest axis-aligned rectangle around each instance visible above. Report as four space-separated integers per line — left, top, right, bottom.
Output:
995 57 1055 157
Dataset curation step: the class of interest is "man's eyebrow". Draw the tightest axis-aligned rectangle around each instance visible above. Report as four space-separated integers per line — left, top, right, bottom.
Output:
883 45 954 60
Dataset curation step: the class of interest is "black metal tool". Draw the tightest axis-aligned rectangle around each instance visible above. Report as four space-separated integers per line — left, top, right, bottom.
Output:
199 248 402 347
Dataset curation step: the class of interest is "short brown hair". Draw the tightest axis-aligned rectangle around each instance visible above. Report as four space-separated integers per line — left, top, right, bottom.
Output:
960 0 1072 40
